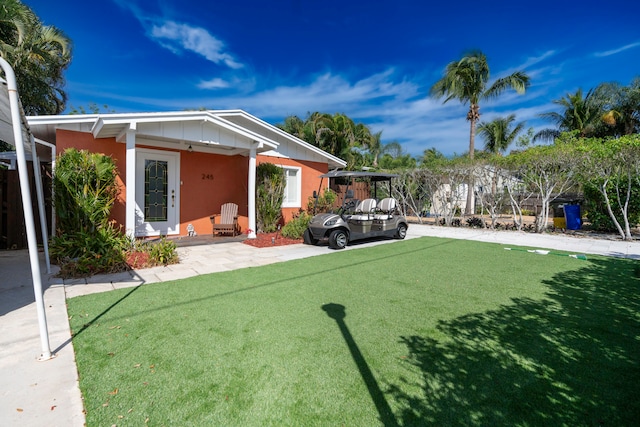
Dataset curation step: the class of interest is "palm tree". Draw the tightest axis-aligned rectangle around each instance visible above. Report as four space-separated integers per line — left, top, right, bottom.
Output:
278 112 376 169
592 78 640 137
534 88 602 142
368 131 382 167
420 147 446 168
276 115 306 139
477 114 525 155
478 114 524 197
430 50 530 213
311 112 351 158
0 0 72 114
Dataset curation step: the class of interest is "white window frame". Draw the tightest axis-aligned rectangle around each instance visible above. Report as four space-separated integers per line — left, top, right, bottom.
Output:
281 166 302 208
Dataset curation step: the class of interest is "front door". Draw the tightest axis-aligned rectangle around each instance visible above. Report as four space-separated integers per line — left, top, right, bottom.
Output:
135 149 180 236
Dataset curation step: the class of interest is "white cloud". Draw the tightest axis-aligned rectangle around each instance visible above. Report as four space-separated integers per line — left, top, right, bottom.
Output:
78 57 559 157
594 41 640 57
112 0 243 68
198 78 231 90
223 72 477 155
231 70 420 113
517 50 557 70
150 21 243 69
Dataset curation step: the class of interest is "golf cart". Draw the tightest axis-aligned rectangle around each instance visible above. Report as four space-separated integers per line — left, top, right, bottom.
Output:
303 170 408 249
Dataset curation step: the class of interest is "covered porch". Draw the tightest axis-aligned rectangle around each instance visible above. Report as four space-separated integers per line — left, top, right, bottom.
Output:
28 111 281 239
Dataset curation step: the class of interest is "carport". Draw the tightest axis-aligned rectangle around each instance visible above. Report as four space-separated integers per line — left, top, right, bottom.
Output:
0 57 53 360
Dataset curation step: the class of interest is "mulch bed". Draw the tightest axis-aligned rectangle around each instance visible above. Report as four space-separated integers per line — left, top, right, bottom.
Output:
242 232 303 248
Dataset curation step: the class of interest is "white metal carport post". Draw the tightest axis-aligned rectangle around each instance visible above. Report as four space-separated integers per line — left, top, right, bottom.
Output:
0 57 52 360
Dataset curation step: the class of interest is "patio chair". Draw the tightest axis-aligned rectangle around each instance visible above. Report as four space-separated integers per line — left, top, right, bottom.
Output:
210 202 239 236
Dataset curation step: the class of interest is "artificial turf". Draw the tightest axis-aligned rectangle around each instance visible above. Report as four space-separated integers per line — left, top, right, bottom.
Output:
67 236 640 426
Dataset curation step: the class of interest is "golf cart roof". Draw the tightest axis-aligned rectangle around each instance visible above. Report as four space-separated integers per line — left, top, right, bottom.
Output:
320 170 399 181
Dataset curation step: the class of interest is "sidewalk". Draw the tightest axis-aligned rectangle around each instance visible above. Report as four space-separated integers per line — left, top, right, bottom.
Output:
1 224 639 426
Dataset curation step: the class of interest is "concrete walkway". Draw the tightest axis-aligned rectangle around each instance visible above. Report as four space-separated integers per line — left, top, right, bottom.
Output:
1 224 639 426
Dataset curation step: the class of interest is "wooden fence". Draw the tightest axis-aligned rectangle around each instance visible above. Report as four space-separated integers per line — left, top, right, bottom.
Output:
0 163 52 250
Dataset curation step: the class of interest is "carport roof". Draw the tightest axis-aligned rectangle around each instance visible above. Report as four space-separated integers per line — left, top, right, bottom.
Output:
0 77 30 152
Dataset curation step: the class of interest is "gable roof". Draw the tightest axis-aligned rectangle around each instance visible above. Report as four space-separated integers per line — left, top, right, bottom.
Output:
27 110 347 168
212 110 346 168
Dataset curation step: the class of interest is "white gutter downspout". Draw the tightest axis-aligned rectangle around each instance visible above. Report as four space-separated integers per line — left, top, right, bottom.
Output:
0 57 52 360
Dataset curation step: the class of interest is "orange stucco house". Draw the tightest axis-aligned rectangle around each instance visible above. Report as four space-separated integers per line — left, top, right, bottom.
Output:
27 110 346 239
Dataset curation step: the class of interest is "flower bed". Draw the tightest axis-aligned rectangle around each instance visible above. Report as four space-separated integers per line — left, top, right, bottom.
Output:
242 232 303 248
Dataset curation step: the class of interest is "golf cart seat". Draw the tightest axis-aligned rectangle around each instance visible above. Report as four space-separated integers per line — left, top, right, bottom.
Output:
350 198 377 220
375 197 398 220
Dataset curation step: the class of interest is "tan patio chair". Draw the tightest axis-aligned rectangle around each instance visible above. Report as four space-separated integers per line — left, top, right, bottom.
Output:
210 202 239 236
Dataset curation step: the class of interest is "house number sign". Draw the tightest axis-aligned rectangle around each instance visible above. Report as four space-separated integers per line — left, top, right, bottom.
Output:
201 173 214 180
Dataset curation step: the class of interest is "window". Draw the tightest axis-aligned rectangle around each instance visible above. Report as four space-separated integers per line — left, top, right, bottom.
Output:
282 166 301 208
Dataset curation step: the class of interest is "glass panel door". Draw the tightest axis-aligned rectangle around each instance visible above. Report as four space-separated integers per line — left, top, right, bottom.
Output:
135 149 180 236
144 160 168 221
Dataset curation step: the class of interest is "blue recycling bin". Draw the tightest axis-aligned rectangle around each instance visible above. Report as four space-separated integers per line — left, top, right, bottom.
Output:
564 204 581 230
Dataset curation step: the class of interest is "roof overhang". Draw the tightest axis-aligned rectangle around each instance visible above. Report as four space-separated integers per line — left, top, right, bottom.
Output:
27 110 280 157
211 110 347 169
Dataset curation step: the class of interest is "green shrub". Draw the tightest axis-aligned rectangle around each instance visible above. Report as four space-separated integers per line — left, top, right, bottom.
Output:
256 163 285 233
51 222 129 277
51 149 124 277
50 149 179 278
583 179 640 231
306 188 337 214
281 211 311 239
440 218 462 227
53 148 118 234
147 238 178 266
466 217 484 228
123 237 179 270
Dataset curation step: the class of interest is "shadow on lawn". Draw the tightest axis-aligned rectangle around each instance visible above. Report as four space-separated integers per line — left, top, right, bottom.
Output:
390 257 640 426
323 303 399 427
63 285 142 349
70 237 454 327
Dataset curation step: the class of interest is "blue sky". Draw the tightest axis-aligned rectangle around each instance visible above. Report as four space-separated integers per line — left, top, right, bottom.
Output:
26 0 640 156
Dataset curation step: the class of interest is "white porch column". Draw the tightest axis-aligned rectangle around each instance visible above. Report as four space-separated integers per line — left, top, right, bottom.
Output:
125 125 136 237
247 146 257 239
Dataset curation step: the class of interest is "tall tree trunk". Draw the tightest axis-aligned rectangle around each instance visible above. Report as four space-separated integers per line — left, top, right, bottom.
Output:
465 106 478 215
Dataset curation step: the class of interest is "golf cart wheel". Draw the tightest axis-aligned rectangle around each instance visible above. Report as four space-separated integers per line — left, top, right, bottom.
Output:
395 224 407 239
303 228 319 245
329 229 348 249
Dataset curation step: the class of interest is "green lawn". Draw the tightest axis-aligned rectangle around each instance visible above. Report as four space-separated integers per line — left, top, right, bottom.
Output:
67 237 640 426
